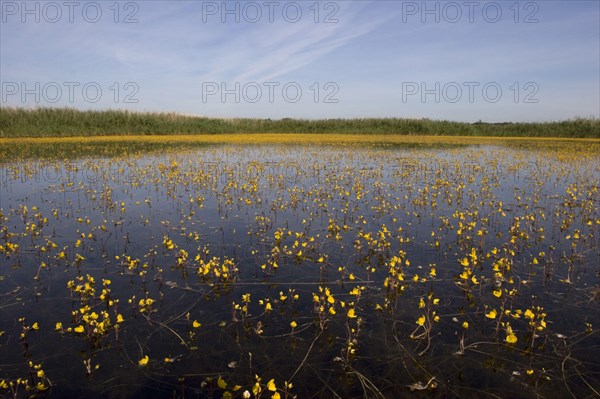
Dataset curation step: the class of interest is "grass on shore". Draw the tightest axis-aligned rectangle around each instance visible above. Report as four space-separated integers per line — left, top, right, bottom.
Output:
1 107 599 138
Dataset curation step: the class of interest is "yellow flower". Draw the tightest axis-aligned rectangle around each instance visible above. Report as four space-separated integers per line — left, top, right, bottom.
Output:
416 315 426 326
485 309 497 319
55 322 63 331
267 379 277 392
524 309 535 320
505 323 518 344
74 325 85 333
272 393 281 399
192 320 201 328
492 289 502 298
290 321 297 328
217 376 227 389
116 314 125 323
32 322 39 330
506 333 518 344
347 308 357 318
138 355 149 366
462 321 469 329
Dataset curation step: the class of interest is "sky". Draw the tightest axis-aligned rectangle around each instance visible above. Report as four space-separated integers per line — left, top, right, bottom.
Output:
1 0 599 122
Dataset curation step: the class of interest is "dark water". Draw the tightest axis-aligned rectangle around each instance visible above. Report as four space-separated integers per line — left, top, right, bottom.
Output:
0 143 599 398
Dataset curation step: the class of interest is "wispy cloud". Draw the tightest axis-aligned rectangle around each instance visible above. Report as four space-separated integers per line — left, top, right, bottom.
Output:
1 0 597 121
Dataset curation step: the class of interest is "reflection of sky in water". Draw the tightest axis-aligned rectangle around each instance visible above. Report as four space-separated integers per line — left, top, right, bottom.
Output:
0 144 599 398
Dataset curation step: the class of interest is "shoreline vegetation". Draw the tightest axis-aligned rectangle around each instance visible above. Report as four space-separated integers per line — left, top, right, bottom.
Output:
1 107 599 138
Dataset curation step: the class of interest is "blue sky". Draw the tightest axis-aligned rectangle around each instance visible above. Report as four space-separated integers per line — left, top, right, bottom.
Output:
1 0 599 122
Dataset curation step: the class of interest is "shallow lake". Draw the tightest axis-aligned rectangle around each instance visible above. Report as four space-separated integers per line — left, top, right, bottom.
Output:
1 140 599 398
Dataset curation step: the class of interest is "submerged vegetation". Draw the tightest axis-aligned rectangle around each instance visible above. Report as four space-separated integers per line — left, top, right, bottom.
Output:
1 107 599 138
0 139 599 398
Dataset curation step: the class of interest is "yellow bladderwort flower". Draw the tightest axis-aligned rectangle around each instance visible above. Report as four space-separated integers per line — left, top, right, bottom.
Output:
506 333 518 344
267 379 276 392
416 315 426 326
290 321 297 328
505 324 518 344
347 308 357 318
486 309 497 319
217 376 227 389
252 382 261 396
192 320 201 328
524 309 535 320
138 355 149 366
462 321 469 329
492 289 502 298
